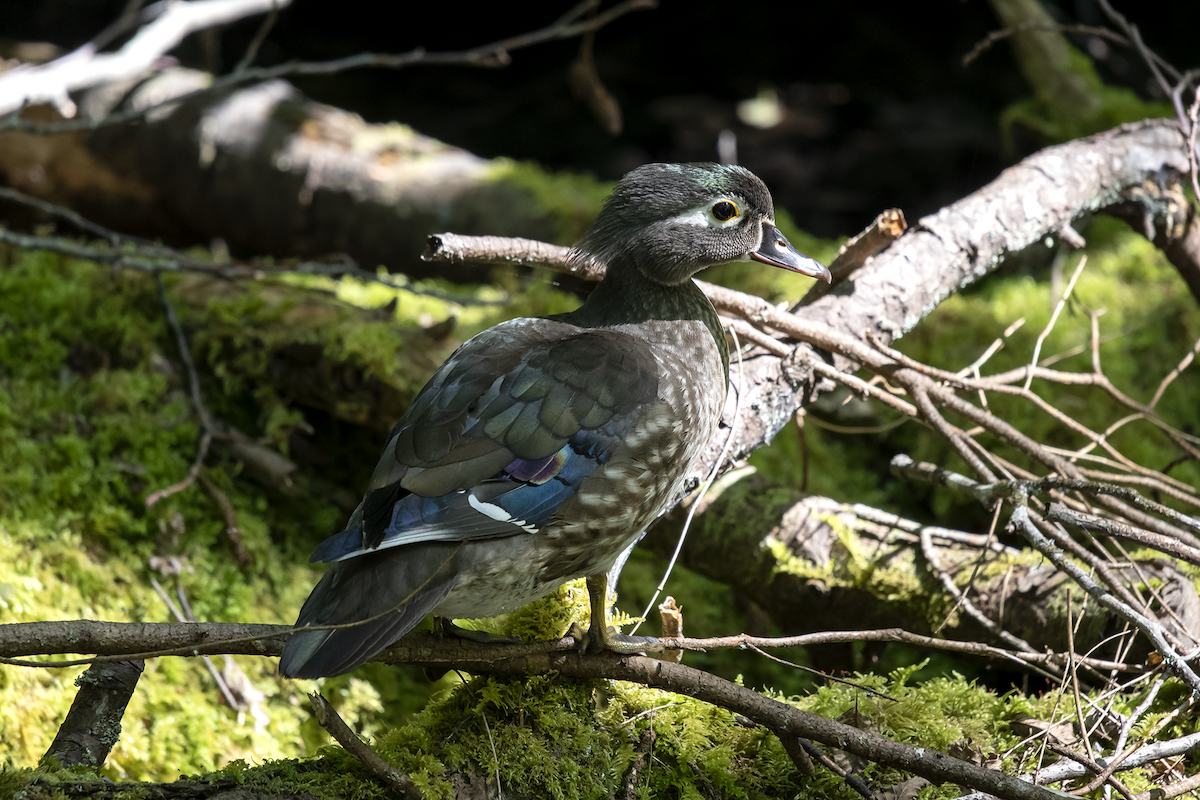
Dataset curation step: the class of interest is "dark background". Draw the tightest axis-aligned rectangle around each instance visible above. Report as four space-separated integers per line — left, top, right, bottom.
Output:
3 0 1195 240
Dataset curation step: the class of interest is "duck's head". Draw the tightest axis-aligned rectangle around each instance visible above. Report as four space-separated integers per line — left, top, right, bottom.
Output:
573 163 831 286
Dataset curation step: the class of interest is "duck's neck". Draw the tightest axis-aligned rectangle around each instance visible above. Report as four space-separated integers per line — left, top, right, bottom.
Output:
554 263 729 380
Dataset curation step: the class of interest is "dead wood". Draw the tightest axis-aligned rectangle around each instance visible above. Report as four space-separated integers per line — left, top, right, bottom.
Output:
0 71 558 283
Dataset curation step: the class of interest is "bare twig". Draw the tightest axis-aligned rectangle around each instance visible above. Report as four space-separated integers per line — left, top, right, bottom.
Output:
198 474 251 567
0 0 292 119
0 618 1103 800
89 0 152 55
1010 498 1200 692
1149 334 1200 409
0 186 131 245
424 232 604 280
145 274 216 507
919 524 1040 656
1047 504 1200 568
309 692 422 799
963 23 1134 68
796 207 906 307
0 620 1142 677
796 736 875 800
0 220 502 306
1095 0 1200 197
0 0 657 133
149 575 240 711
1024 255 1087 392
1132 770 1200 800
232 0 279 72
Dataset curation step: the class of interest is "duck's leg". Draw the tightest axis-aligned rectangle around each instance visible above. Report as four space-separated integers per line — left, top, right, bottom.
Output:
581 573 662 654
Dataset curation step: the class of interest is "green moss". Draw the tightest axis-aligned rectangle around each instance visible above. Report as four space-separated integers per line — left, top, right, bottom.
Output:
372 672 803 800
488 160 613 245
1000 44 1174 148
0 251 431 778
0 766 33 798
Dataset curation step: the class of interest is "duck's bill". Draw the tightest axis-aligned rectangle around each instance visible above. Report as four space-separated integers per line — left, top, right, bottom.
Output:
751 222 832 282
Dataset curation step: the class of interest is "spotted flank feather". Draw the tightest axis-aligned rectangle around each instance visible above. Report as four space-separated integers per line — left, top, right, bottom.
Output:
280 323 660 677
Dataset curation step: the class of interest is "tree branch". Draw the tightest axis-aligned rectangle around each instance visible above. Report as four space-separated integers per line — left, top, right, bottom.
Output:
0 621 1075 800
0 0 290 119
41 660 144 770
0 0 657 133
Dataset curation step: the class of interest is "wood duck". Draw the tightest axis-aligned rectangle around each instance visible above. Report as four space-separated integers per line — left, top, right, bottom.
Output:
280 163 830 678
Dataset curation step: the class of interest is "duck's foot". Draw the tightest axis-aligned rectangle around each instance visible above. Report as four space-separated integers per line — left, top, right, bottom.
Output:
568 621 661 654
574 574 662 654
436 617 522 645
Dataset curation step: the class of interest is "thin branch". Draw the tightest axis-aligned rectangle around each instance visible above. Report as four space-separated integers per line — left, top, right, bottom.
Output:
149 575 240 710
89 0 152 55
0 620 1086 800
796 207 907 307
0 186 131 245
1095 0 1200 196
0 0 292 119
145 274 216 507
892 456 1185 616
0 620 1143 677
1132 770 1200 800
794 737 876 800
1024 255 1087 392
1010 498 1200 692
959 730 1200 798
1047 504 1200 569
309 692 422 799
0 0 657 133
963 23 1134 68
143 431 212 507
852 504 1015 553
232 0 279 72
1149 334 1200 409
424 232 604 280
919 525 1039 656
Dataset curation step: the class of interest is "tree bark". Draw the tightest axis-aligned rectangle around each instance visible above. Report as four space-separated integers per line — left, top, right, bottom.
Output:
42 660 145 770
707 120 1191 477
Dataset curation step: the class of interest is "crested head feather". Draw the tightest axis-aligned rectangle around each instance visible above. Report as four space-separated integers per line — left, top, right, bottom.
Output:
571 163 777 285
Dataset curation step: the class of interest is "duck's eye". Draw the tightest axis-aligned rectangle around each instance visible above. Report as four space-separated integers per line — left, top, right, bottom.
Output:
711 201 739 222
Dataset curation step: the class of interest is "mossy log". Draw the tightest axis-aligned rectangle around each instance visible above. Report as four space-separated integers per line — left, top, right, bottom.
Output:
0 68 604 283
646 471 1199 668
